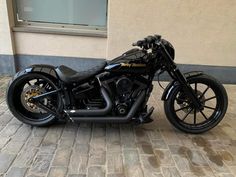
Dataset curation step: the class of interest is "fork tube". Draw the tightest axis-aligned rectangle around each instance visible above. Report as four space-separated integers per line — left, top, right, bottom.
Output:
160 44 203 110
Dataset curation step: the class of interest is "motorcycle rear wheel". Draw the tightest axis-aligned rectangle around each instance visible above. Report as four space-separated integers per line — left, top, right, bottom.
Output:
164 74 228 134
6 73 62 126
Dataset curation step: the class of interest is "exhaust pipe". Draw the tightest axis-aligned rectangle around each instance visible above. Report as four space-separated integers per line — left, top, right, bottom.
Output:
70 91 146 123
65 87 112 116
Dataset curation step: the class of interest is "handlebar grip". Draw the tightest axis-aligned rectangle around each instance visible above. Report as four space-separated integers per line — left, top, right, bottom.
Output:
132 40 143 46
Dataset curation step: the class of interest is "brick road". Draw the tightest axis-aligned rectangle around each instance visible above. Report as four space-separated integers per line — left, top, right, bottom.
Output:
0 76 236 177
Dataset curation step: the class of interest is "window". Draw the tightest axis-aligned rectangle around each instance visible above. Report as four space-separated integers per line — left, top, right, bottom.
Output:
13 0 107 35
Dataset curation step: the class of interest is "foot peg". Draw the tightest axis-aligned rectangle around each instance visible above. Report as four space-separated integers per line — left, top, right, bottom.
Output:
136 106 154 124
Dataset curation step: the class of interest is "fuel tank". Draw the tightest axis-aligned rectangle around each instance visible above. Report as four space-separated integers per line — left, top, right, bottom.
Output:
105 49 148 74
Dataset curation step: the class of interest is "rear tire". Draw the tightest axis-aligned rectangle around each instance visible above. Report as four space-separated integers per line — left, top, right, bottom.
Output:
6 72 62 126
164 74 228 134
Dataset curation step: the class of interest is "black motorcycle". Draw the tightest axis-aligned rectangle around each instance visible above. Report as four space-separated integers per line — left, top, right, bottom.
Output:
6 35 228 133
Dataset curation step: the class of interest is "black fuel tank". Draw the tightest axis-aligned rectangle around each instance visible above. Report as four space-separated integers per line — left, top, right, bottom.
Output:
105 49 148 74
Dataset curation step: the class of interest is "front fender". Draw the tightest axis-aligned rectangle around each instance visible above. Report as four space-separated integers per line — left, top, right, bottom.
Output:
161 71 203 101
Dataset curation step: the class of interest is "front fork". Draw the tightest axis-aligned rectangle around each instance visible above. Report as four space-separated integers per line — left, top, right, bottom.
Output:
171 68 203 110
159 43 203 110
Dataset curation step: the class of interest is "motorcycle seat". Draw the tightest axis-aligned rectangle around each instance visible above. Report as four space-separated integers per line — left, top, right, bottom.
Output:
55 60 107 83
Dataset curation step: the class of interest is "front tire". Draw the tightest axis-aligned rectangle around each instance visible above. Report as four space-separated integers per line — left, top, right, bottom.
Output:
6 72 62 126
164 74 228 134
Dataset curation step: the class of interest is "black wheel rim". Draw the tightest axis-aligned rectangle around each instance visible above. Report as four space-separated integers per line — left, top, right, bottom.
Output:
12 75 59 122
172 81 223 130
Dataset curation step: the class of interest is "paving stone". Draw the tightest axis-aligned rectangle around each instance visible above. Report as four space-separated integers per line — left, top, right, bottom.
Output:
107 153 123 174
140 155 160 173
120 125 136 148
0 79 235 177
48 167 67 177
218 150 236 166
187 150 209 166
216 174 235 177
2 141 25 154
60 123 78 139
221 125 236 141
123 149 140 167
74 143 90 155
52 148 72 167
143 170 164 177
69 143 90 174
13 137 43 167
154 149 175 166
13 148 38 168
68 155 88 174
31 127 48 137
41 126 64 146
151 139 168 150
107 174 125 177
5 167 27 177
204 153 230 173
138 143 154 154
59 138 75 148
0 137 10 149
162 167 181 177
147 129 163 140
0 124 21 138
89 151 106 165
88 166 105 177
135 128 150 144
68 175 86 177
0 112 13 126
173 155 192 172
7 118 23 126
10 124 32 142
124 165 144 177
228 165 236 175
76 127 92 144
0 153 16 174
106 125 121 153
169 144 188 155
90 138 106 155
29 154 53 175
38 144 57 155
161 130 182 145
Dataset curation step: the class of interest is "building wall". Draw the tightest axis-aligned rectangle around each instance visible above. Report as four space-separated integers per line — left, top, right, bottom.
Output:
14 32 107 59
0 0 14 55
107 0 236 66
1 0 236 82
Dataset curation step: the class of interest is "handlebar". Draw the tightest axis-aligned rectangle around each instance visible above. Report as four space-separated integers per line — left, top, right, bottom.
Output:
132 35 162 49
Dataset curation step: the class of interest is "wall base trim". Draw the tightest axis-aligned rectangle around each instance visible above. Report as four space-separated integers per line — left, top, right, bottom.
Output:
0 55 16 75
0 54 235 84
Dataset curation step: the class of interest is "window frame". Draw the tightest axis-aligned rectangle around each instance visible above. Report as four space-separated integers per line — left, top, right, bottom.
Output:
12 0 108 37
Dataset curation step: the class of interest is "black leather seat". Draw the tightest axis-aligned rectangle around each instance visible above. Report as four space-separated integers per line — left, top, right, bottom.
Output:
55 61 107 83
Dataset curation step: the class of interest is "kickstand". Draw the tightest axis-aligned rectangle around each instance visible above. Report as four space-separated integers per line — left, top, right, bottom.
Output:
63 111 74 123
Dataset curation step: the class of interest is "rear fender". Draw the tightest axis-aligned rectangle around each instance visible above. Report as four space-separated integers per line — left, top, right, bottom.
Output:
161 71 203 101
13 64 58 80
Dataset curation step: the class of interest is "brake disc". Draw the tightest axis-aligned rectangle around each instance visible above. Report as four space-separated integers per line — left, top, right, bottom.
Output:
178 90 205 114
20 85 47 114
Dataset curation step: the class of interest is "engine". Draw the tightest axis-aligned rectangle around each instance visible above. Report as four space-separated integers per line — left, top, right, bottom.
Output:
115 76 134 115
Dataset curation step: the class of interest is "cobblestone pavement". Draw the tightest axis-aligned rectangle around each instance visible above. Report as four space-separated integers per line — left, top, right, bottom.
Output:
0 76 236 177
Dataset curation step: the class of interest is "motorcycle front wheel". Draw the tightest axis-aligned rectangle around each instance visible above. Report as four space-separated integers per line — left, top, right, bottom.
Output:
164 74 228 134
6 73 62 126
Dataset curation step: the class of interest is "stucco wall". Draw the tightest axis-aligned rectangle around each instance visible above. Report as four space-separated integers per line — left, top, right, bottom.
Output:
1 0 236 67
107 0 236 66
0 0 14 55
14 32 107 59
